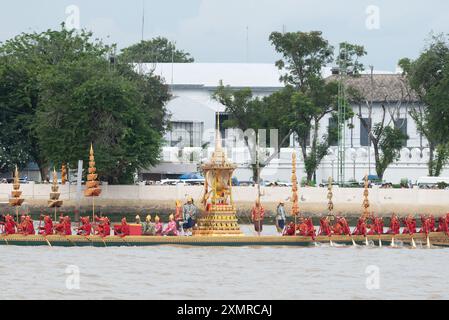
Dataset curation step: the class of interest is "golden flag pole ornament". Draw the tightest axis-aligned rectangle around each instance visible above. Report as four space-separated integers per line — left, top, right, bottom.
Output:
362 174 370 219
327 177 335 221
291 152 300 234
9 165 25 223
48 168 63 222
61 163 67 185
84 144 102 222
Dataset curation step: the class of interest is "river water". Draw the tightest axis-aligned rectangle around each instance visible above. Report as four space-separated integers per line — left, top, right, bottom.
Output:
1 225 448 300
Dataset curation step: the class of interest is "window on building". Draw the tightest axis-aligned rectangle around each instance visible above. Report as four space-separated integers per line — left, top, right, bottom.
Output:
394 118 408 147
166 121 203 148
360 118 372 147
328 117 338 146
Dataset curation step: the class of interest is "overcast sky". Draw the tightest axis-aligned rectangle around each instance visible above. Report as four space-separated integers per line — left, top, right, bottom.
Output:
1 0 448 71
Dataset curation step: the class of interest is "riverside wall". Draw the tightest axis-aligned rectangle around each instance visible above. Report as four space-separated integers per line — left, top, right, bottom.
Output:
1 183 449 221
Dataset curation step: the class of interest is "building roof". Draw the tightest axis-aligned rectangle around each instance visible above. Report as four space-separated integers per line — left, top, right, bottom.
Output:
327 74 420 103
138 63 285 88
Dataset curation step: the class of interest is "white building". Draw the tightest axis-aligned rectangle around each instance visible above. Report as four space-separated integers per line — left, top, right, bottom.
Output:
140 63 447 184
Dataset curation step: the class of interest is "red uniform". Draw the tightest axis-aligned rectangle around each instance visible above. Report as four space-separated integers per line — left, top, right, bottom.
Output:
39 216 54 236
437 214 449 235
63 217 72 236
318 217 332 236
114 218 130 237
54 216 65 235
283 222 296 236
353 217 367 236
95 216 111 237
402 216 417 235
333 222 343 235
420 216 433 235
77 217 92 236
337 217 351 236
20 216 35 235
368 217 384 235
387 215 401 235
5 215 16 235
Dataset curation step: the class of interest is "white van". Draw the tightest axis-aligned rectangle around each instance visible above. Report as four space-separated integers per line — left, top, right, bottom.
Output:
417 177 449 189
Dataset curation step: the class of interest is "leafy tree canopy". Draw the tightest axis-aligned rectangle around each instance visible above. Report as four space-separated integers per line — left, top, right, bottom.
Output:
120 37 194 63
0 25 170 183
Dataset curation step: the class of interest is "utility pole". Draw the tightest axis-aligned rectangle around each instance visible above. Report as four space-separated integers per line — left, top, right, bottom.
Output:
337 43 348 185
368 65 374 176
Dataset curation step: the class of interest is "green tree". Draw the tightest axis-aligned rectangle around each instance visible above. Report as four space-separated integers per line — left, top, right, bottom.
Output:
120 37 194 63
213 82 293 182
269 31 360 183
400 34 449 176
0 25 170 183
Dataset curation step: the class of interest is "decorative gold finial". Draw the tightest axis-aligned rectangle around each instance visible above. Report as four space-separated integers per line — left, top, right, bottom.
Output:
85 144 102 220
327 177 334 214
362 174 370 219
49 167 63 220
61 163 67 185
291 152 300 217
10 165 25 222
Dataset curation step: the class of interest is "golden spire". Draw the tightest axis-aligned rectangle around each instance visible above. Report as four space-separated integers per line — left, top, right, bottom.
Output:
61 163 67 185
48 167 63 220
291 152 300 216
9 165 25 222
327 177 334 215
85 143 101 197
362 174 370 219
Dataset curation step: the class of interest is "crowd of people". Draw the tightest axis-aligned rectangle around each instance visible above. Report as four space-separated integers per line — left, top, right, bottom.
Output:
0 197 200 238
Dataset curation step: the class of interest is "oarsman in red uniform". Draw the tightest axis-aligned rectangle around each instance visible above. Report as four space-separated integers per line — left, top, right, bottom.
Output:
402 215 417 235
420 215 433 235
20 216 35 235
283 222 296 236
95 216 111 237
332 220 343 235
387 214 401 235
336 216 351 236
305 218 316 240
114 218 130 237
77 217 92 236
54 216 65 235
437 214 449 235
318 217 332 236
429 215 436 232
38 216 54 236
17 215 26 233
368 216 384 235
352 217 367 236
63 216 72 236
5 215 16 235
297 218 309 236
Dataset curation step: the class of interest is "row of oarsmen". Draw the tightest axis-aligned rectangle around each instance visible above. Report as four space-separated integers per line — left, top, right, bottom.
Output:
282 213 449 238
0 213 182 237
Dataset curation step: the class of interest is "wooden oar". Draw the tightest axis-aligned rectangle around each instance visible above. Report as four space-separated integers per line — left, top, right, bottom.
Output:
43 236 52 247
